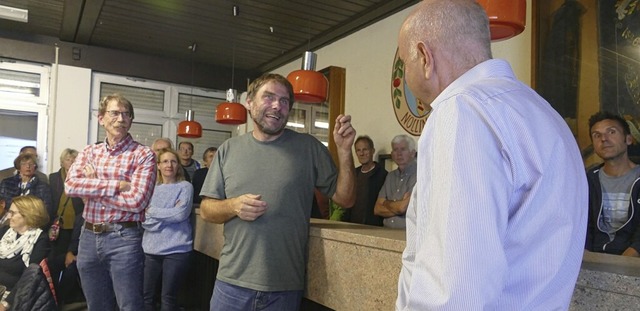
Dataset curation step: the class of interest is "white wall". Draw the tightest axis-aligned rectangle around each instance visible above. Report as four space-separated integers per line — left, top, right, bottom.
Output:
48 65 92 172
273 1 532 156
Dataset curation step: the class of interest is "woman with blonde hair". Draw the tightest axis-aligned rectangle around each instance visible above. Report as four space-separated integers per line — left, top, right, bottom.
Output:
49 148 85 304
142 148 193 311
0 195 51 310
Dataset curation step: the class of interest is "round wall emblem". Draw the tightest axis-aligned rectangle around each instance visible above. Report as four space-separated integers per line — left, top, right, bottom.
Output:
391 48 431 136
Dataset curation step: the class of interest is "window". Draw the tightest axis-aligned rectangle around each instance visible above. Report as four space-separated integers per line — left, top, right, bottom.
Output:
90 73 233 159
0 60 50 171
286 102 329 146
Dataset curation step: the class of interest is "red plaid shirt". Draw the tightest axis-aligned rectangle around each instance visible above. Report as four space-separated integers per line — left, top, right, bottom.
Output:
65 134 157 223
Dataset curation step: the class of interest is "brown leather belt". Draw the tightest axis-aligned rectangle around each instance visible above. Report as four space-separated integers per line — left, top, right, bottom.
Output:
84 221 140 234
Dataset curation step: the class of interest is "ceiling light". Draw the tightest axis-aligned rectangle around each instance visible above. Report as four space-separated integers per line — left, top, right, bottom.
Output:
178 43 203 138
477 0 526 41
287 51 328 103
215 5 247 125
177 110 202 138
216 89 247 125
0 5 28 23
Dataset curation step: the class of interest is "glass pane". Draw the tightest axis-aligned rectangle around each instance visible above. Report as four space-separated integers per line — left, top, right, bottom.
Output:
178 93 225 120
286 108 307 133
177 129 231 163
0 69 41 97
97 122 162 147
100 83 165 112
0 109 37 168
311 103 329 136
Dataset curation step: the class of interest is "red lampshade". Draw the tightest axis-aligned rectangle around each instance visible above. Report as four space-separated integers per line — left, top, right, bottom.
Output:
287 51 328 103
216 89 247 125
216 101 247 124
177 110 202 138
477 0 526 41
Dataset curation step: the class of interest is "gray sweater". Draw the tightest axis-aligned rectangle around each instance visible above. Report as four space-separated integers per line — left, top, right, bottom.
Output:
142 181 194 255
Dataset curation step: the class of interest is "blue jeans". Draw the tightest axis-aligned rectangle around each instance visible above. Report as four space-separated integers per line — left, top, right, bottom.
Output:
77 226 144 311
210 279 303 311
143 251 191 311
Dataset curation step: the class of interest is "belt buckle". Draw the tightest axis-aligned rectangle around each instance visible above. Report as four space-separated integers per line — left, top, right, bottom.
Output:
92 222 107 234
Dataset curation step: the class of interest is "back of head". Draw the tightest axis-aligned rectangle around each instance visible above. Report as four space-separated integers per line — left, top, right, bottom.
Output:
403 0 492 71
12 195 50 229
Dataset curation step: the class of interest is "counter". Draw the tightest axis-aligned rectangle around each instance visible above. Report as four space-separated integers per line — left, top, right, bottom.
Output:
193 210 640 310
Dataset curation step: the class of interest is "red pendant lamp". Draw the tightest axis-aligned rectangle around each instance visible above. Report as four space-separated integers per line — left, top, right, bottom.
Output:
216 89 247 125
215 5 247 125
477 0 526 42
287 51 328 103
178 43 202 138
177 109 202 138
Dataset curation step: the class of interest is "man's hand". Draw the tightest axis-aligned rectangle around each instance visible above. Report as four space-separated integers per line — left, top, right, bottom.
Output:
65 251 77 267
83 164 97 178
119 181 131 192
233 194 268 221
622 247 640 257
333 114 356 152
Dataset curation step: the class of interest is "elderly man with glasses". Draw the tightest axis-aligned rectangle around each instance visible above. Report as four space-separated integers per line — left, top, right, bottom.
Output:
65 93 157 311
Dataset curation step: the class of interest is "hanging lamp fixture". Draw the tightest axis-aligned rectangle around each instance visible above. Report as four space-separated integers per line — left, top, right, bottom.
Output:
287 51 328 103
178 43 203 138
286 8 328 104
215 5 247 125
216 89 247 124
477 0 526 41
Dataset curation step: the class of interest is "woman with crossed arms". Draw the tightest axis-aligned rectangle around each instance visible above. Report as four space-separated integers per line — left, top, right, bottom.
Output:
142 148 193 311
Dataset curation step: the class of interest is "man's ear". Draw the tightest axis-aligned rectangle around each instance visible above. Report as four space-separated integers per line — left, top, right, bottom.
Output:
97 114 105 126
416 41 434 80
627 133 634 146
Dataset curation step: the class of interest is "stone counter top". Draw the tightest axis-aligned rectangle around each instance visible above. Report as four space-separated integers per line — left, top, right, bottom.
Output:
193 210 640 310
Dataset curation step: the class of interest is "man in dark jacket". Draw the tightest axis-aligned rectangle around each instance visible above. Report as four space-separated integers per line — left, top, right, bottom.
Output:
586 111 640 256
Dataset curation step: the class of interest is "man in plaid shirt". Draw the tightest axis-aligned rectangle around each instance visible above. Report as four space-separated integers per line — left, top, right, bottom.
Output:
65 93 157 311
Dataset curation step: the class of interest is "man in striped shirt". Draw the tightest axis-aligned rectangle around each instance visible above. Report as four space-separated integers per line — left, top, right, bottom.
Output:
65 94 157 311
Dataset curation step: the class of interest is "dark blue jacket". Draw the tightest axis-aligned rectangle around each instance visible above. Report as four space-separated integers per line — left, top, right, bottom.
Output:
586 164 640 254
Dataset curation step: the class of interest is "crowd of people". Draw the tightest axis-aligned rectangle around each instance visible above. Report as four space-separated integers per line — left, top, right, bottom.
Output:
0 1 638 310
0 94 217 310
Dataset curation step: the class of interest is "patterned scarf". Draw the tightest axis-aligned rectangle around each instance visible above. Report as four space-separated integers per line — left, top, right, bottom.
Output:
18 175 36 196
0 227 42 266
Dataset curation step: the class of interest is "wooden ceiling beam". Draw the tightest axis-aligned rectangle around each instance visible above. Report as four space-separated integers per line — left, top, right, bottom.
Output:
59 0 85 41
75 0 104 44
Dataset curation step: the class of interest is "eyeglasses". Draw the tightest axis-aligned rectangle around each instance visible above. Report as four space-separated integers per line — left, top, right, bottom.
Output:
106 110 132 119
20 162 36 168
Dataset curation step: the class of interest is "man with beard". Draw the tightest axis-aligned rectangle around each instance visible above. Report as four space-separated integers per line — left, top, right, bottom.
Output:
586 111 640 257
65 94 157 311
200 73 356 310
